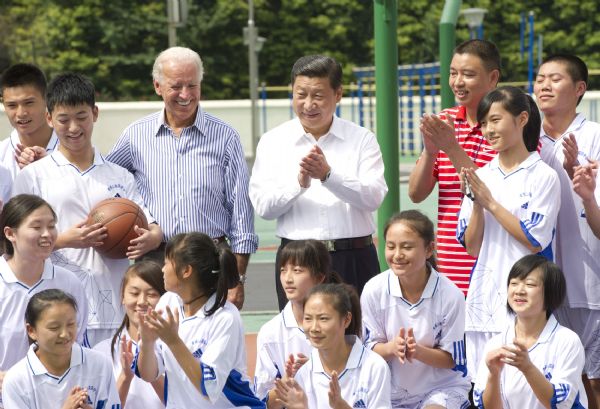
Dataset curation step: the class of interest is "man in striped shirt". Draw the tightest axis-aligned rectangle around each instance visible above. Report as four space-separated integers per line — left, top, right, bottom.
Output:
408 40 500 294
107 47 257 309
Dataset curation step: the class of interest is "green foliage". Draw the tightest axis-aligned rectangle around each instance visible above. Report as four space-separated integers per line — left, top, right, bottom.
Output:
0 0 599 100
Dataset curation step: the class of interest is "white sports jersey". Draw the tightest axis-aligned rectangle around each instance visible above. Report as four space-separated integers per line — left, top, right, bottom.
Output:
2 343 121 409
457 152 560 333
295 335 391 409
361 268 470 404
134 292 264 408
12 149 155 332
94 328 164 409
0 163 10 205
539 113 600 309
473 315 587 409
254 301 312 400
0 257 88 372
0 128 59 182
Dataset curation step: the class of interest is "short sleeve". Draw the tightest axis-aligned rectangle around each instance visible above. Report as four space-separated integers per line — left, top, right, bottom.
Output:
456 196 474 247
1 369 31 408
99 356 122 408
548 333 586 408
360 278 387 349
519 171 560 251
253 329 281 401
365 354 392 409
472 336 501 408
437 284 468 378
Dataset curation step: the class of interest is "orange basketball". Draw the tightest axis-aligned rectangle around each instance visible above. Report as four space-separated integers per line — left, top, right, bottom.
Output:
87 197 148 259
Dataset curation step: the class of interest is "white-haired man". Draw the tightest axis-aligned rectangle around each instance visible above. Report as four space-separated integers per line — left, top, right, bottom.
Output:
107 47 257 309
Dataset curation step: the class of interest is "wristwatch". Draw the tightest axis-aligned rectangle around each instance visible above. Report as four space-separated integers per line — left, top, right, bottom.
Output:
239 274 247 285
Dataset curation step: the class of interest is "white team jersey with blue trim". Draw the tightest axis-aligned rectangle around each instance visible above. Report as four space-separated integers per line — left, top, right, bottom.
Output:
361 268 470 404
539 113 600 309
0 128 59 184
94 328 164 409
473 314 587 409
0 257 88 372
1 343 121 409
254 301 312 401
135 292 264 408
12 149 155 332
457 152 560 333
295 335 391 408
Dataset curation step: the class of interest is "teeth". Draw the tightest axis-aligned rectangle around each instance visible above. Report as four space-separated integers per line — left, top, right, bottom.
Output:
177 100 191 106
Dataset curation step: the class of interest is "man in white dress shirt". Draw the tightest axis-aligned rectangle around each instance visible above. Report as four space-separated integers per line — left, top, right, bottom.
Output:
250 55 388 309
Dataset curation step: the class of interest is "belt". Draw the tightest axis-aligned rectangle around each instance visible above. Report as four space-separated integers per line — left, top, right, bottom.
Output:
280 236 373 252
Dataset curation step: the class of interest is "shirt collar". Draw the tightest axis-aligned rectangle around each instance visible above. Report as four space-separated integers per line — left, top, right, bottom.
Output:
541 113 586 141
455 105 467 121
310 335 363 373
282 301 302 329
389 267 440 301
0 257 54 285
293 115 345 141
27 343 84 377
488 151 541 172
506 314 560 348
154 105 205 137
10 129 60 152
50 147 105 167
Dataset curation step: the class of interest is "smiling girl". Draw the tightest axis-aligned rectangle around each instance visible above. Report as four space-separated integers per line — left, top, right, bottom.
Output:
1 289 119 409
361 210 470 408
94 261 166 408
473 255 587 408
254 240 342 407
0 194 87 408
275 283 391 409
456 86 560 377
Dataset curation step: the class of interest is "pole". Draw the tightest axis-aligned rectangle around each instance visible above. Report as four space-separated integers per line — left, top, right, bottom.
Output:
167 0 177 47
248 0 260 159
374 0 399 268
528 11 534 93
439 0 461 110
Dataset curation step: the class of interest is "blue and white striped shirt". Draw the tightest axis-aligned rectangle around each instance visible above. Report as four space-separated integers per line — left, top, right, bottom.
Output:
106 107 258 253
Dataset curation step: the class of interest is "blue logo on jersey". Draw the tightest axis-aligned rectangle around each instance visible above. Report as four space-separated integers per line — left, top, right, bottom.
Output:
581 209 586 218
192 347 204 359
114 193 121 198
543 363 554 380
521 201 529 209
201 363 217 381
107 183 125 193
353 399 366 408
520 192 532 198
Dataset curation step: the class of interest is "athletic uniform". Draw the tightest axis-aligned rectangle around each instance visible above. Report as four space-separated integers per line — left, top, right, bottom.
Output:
2 343 121 409
94 328 165 409
473 314 587 409
294 335 391 408
456 152 560 376
254 301 312 401
0 163 10 205
0 128 59 182
0 257 88 375
361 268 470 408
430 106 496 294
539 114 600 379
133 292 264 408
12 149 155 347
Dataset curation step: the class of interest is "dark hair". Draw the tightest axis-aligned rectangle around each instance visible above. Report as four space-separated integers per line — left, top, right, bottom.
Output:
291 55 342 90
110 261 166 360
46 72 95 114
383 210 437 270
454 39 502 76
539 54 588 105
0 63 47 98
280 240 343 285
0 194 57 256
25 289 78 328
477 86 541 152
304 283 361 337
506 254 566 318
165 232 238 316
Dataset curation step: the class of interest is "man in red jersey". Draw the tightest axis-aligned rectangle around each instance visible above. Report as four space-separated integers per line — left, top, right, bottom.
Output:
408 40 500 294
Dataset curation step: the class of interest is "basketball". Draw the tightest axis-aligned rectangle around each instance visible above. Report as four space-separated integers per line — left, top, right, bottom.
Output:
87 197 148 259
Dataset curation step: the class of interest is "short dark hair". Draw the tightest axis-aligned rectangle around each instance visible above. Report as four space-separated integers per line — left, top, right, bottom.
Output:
454 39 501 75
1 194 57 256
304 283 361 337
280 240 342 285
506 254 566 318
0 63 47 99
539 54 588 105
291 55 342 90
384 210 437 270
477 86 541 152
25 289 78 328
46 72 95 114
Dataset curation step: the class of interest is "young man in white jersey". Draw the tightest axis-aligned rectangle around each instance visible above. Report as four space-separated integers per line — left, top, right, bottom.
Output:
0 64 58 182
408 40 500 294
534 54 600 409
12 73 163 347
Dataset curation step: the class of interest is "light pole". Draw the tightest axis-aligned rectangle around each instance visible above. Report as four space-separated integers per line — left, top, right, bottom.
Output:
244 0 266 159
461 7 487 39
167 0 189 47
